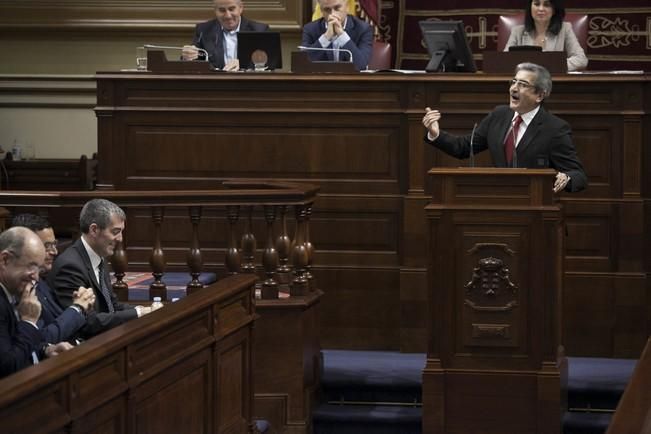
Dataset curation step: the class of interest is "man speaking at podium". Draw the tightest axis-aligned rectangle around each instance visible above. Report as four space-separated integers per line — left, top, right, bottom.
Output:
422 62 587 193
301 0 373 71
182 0 269 71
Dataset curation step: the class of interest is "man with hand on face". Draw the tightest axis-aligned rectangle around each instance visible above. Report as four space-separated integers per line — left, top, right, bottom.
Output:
301 0 373 71
49 199 148 339
0 227 73 378
182 0 270 71
422 62 587 193
11 214 95 345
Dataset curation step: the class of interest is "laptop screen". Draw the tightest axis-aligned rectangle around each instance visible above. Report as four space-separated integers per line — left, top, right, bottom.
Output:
237 31 283 71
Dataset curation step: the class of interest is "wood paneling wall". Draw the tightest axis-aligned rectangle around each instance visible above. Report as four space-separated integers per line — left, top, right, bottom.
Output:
95 73 651 358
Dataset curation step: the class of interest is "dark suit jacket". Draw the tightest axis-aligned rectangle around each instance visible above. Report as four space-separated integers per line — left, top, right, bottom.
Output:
191 16 270 69
36 279 85 344
425 104 588 192
48 239 137 338
301 15 373 71
0 286 44 378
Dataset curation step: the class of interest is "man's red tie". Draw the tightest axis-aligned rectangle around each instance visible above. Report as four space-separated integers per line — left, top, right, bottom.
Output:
504 115 523 165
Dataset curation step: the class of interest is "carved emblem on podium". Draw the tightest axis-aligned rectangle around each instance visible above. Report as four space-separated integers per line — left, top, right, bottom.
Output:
464 256 518 311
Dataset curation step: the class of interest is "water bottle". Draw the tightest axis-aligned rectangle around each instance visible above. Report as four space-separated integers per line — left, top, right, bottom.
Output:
151 296 163 311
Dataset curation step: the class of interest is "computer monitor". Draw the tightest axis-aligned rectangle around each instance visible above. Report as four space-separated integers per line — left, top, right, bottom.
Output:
237 31 282 71
418 20 477 73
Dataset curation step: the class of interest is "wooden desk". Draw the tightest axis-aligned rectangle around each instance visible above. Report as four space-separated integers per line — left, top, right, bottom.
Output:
95 72 651 357
0 274 257 434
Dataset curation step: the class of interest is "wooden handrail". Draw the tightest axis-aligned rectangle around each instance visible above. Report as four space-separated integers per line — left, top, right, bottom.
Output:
606 336 651 434
0 180 319 207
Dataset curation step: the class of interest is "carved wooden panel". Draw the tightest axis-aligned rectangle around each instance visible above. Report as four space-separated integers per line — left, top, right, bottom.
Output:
134 350 212 434
127 312 213 380
73 353 127 419
71 396 127 434
96 74 651 356
0 381 70 433
215 333 250 434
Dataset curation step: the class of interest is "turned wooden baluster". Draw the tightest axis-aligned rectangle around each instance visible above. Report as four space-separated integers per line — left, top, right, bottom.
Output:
241 206 256 274
290 204 309 296
111 240 128 301
275 205 292 285
304 203 315 291
225 205 241 274
149 206 167 300
186 205 203 295
261 205 279 299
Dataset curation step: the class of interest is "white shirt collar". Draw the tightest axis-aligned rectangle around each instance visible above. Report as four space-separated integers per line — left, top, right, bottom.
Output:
513 105 540 126
223 20 241 35
81 234 103 271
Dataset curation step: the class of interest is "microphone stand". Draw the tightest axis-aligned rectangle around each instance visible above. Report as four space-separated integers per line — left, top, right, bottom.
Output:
297 45 354 65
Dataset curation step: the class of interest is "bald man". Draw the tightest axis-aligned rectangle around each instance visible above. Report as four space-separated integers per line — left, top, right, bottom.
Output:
0 227 72 378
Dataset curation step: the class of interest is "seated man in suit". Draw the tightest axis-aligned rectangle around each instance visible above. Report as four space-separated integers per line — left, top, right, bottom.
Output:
422 62 587 193
11 214 95 344
182 0 270 71
301 0 373 71
0 227 73 378
49 199 148 338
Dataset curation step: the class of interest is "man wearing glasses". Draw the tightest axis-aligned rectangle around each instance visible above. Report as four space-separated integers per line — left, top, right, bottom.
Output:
11 214 95 344
422 62 587 193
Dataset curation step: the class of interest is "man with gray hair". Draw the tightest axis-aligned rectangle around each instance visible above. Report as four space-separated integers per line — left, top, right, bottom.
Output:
49 199 146 338
422 62 587 193
0 227 73 377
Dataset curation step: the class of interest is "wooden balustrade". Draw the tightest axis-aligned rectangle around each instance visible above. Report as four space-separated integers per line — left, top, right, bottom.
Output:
0 181 319 301
0 273 259 434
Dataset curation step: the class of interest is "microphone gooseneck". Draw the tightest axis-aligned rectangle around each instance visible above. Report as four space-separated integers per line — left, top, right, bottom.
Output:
469 122 477 168
297 45 354 64
144 44 210 62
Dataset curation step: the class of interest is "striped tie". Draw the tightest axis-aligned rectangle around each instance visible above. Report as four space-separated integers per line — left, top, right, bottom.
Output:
97 261 115 313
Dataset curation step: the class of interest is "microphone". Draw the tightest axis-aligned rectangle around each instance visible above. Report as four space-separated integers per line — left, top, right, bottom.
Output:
143 44 210 62
297 45 354 64
469 122 477 168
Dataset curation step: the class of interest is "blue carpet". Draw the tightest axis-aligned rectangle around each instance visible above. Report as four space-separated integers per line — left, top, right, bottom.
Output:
320 349 425 404
314 350 424 434
313 351 637 434
567 357 637 410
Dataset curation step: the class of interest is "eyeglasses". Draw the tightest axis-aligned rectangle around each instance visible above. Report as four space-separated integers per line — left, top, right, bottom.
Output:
43 240 58 251
509 78 536 90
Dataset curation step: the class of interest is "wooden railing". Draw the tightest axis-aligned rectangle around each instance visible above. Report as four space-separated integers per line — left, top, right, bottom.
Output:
0 180 319 301
0 273 258 434
606 337 651 434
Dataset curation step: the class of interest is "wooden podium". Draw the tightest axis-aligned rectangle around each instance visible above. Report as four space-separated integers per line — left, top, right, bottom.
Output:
423 168 566 434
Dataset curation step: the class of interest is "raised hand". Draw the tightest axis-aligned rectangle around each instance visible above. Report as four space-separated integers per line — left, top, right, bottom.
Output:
422 107 441 139
17 281 41 323
72 286 95 312
182 45 200 61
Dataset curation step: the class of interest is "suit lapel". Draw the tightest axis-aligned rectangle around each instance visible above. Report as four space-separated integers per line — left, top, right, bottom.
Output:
74 239 101 292
517 107 545 157
202 21 224 68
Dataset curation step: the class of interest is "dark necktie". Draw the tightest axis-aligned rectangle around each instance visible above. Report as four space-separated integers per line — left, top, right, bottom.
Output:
504 115 523 165
97 261 115 313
